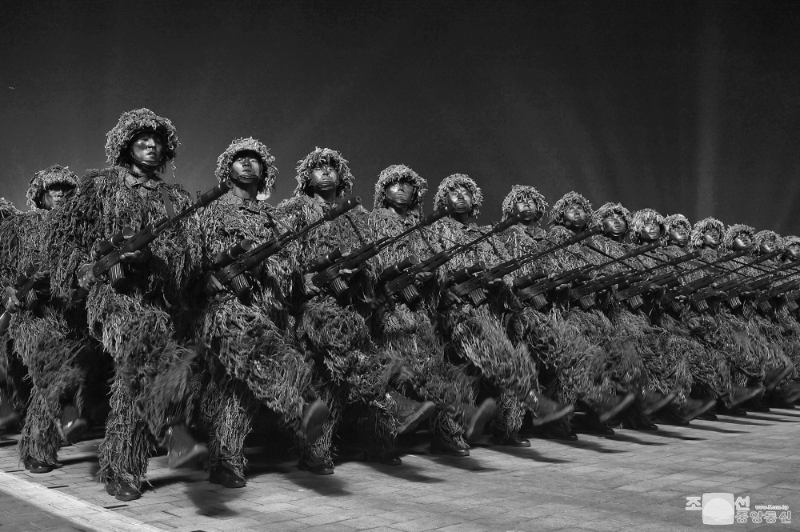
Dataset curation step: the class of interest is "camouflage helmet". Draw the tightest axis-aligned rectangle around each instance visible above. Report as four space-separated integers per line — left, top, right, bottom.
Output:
26 165 79 210
690 217 724 248
105 108 179 168
721 223 755 252
293 147 354 199
432 173 483 218
373 164 427 212
215 137 277 200
630 208 665 244
501 185 548 222
549 191 592 227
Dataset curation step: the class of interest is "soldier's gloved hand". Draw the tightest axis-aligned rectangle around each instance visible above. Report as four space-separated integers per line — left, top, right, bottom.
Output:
204 274 225 296
487 277 504 287
415 271 434 284
77 264 97 291
2 288 20 314
303 273 320 296
339 267 358 279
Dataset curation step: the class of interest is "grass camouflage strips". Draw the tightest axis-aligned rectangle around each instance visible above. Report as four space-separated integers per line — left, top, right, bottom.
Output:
369 168 475 451
42 108 200 490
431 175 537 440
195 137 313 477
277 148 397 468
0 179 88 469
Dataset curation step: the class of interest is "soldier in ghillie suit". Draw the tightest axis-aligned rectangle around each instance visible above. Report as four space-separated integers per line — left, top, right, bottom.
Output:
541 193 636 435
428 174 540 447
770 233 800 405
277 148 415 473
683 219 766 415
0 198 24 433
495 186 588 440
46 109 208 500
195 138 329 488
643 213 728 423
0 166 92 473
720 225 794 411
368 165 494 457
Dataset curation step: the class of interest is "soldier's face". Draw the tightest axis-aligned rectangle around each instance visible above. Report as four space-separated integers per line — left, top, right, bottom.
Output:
602 213 627 238
640 221 662 242
42 183 74 210
703 228 720 248
514 201 542 225
447 185 473 214
668 227 688 247
231 151 263 184
129 131 165 168
310 163 339 191
733 233 752 251
385 180 414 208
563 204 587 230
760 240 776 254
786 244 800 261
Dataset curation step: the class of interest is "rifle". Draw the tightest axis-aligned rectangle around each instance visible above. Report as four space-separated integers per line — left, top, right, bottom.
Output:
517 241 659 310
756 278 800 313
0 266 44 335
659 249 750 312
567 242 662 309
445 226 603 308
74 180 231 301
306 207 451 298
691 250 784 310
612 250 702 309
377 215 524 308
207 197 361 301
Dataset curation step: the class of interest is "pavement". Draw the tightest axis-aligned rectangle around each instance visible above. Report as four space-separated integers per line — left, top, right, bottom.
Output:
0 409 798 532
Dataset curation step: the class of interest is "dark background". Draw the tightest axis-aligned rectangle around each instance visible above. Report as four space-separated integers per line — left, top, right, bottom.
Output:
1 1 799 232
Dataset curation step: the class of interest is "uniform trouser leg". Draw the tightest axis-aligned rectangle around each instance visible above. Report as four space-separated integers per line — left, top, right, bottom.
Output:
13 313 83 466
90 288 195 488
200 377 259 478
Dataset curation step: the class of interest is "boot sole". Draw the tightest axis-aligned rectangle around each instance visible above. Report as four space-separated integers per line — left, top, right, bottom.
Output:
531 404 575 427
168 444 209 470
642 391 678 416
63 419 89 445
730 387 765 407
397 401 436 436
598 392 635 424
679 399 717 423
766 366 794 392
464 398 497 441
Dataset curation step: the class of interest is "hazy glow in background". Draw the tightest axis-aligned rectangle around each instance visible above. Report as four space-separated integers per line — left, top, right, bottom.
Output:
1 1 798 232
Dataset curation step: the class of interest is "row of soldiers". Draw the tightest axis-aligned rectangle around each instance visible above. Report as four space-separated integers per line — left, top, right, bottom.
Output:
1 109 799 503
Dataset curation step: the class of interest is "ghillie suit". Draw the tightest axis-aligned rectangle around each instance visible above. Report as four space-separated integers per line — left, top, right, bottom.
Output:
653 214 733 405
773 234 800 386
44 109 200 491
711 224 791 389
587 204 691 428
499 190 605 435
194 138 314 479
539 222 643 421
1 166 92 468
0 199 28 425
429 175 538 441
368 166 476 451
276 148 397 468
